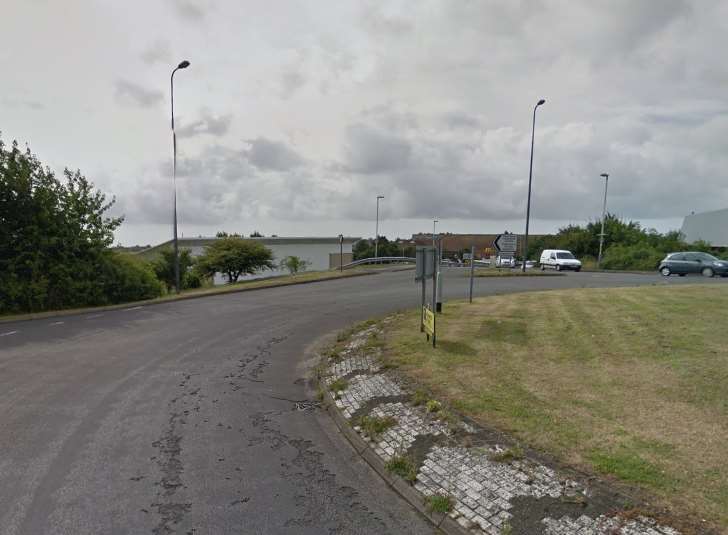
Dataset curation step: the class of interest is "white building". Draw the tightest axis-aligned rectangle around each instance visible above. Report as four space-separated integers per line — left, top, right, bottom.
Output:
680 208 728 247
142 236 359 283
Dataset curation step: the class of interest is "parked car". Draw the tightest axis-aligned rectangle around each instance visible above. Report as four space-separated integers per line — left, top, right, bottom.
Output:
495 256 515 268
540 249 582 271
658 252 728 277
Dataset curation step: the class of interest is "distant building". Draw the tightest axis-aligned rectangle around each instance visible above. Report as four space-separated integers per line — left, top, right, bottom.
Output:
410 232 548 259
140 236 360 283
681 209 728 248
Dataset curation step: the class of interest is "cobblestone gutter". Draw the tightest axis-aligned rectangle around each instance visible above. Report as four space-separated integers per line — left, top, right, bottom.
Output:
319 322 685 535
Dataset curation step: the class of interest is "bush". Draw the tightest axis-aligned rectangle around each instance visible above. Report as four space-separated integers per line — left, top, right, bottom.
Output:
97 252 164 304
600 243 664 271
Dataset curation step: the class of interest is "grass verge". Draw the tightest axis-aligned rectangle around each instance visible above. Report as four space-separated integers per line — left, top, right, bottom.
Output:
474 268 563 277
380 285 728 531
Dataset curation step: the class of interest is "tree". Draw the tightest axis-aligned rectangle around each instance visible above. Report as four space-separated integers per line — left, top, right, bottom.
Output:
151 247 200 291
0 136 147 313
353 236 403 260
279 255 310 275
196 237 274 283
250 230 263 237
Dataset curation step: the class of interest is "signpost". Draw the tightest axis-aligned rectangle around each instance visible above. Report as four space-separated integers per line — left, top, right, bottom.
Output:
415 246 438 345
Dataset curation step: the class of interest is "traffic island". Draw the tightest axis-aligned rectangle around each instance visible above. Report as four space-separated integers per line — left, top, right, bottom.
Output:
317 320 691 535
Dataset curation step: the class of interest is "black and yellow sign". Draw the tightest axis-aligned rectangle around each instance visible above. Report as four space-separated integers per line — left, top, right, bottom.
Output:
422 305 436 347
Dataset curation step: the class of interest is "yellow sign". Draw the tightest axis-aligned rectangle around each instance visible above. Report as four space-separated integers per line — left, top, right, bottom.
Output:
423 306 435 337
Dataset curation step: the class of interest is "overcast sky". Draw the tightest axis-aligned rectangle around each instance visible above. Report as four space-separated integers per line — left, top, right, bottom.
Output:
2 0 727 245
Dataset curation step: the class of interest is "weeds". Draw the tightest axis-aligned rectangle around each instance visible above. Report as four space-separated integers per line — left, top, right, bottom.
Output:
356 415 397 440
425 493 455 514
489 445 525 463
328 378 348 399
385 454 418 482
425 399 442 413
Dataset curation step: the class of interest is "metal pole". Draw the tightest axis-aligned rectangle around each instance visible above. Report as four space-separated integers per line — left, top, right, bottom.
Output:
171 68 180 294
436 239 443 312
339 234 344 271
597 173 609 268
469 245 475 303
375 195 383 261
522 99 545 272
420 276 426 332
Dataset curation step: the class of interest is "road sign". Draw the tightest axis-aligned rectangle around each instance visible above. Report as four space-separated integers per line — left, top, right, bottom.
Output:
415 246 436 281
494 234 517 254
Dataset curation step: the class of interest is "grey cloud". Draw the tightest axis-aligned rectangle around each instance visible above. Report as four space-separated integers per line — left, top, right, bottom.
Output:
140 40 171 65
280 70 306 99
243 137 304 171
114 80 163 107
2 98 44 110
344 124 412 174
177 110 232 138
171 0 206 21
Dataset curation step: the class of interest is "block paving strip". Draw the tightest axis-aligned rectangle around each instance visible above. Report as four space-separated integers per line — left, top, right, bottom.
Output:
357 402 450 461
321 323 684 535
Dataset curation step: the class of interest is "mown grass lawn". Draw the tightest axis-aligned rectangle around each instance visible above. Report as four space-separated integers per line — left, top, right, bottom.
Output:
381 285 728 531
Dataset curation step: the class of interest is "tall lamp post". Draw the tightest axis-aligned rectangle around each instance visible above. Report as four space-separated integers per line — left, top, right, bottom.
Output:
171 60 190 293
374 195 384 260
432 219 438 249
597 173 609 268
522 98 546 272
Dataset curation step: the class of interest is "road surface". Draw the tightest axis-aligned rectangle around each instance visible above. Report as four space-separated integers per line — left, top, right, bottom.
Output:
0 270 722 534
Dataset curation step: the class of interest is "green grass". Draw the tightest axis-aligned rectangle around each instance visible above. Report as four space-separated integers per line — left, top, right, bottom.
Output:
425 493 455 514
380 285 728 530
489 445 525 463
385 454 418 482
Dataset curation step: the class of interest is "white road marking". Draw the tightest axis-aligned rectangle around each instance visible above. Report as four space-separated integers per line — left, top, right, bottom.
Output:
50 321 65 326
0 331 18 337
124 306 143 311
85 314 104 319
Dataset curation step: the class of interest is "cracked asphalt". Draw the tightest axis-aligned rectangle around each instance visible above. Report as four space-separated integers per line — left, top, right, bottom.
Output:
0 269 723 534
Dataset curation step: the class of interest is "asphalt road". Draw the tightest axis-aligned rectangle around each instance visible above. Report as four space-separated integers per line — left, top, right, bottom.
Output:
1 270 724 535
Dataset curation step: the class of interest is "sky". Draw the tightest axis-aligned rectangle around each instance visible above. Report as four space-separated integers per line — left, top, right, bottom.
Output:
2 0 727 246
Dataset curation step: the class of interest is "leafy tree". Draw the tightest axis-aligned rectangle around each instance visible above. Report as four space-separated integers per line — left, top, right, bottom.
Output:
151 247 200 291
0 136 150 313
279 255 310 274
196 237 274 283
250 230 263 237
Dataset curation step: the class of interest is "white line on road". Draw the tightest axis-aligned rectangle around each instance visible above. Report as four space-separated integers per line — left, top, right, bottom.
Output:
85 314 104 319
0 331 18 337
124 306 143 311
50 321 65 325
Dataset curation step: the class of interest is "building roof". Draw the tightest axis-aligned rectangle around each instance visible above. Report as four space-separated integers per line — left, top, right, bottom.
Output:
138 236 361 258
680 208 728 247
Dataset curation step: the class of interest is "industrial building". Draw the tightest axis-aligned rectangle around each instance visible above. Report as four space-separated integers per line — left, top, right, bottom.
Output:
141 236 359 283
680 208 728 248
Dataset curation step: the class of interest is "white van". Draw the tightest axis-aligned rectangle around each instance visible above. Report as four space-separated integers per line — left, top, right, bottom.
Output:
540 249 582 271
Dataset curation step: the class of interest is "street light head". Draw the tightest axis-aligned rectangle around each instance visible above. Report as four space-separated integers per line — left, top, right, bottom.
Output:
177 60 191 69
377 195 384 199
600 173 609 178
537 99 546 106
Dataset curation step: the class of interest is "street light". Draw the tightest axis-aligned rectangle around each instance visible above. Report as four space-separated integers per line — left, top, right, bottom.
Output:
432 219 438 249
374 195 384 260
597 173 609 268
522 98 546 272
171 60 190 294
